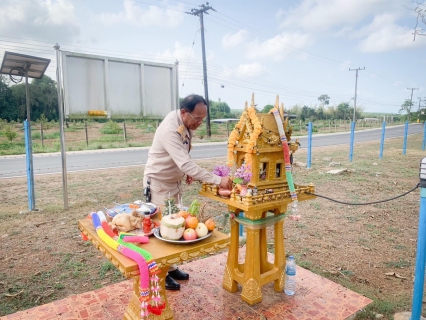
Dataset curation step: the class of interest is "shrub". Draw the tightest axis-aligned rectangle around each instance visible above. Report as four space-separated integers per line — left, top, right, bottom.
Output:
100 120 122 134
3 125 17 142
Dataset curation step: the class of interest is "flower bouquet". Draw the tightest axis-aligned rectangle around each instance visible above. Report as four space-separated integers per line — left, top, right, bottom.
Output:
233 164 252 197
233 164 252 185
213 165 232 197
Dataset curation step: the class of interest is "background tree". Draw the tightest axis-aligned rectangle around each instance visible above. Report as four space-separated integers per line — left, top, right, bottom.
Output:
399 99 414 121
336 102 351 120
318 94 330 106
317 95 330 120
0 76 17 121
261 104 274 113
9 75 59 122
30 76 59 121
413 2 425 41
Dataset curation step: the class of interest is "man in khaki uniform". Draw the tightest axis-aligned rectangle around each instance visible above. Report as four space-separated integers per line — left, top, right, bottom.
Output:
143 94 232 290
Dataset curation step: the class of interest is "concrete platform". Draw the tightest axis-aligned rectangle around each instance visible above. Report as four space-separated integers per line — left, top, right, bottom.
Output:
0 251 372 320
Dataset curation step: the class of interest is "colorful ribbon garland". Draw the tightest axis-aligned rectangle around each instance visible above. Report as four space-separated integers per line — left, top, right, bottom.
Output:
270 108 298 202
91 212 165 318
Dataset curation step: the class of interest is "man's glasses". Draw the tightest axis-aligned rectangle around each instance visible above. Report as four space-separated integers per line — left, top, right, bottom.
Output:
184 109 206 123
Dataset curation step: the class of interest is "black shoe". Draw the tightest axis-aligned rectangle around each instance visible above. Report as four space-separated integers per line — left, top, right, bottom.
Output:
168 268 189 280
165 275 180 291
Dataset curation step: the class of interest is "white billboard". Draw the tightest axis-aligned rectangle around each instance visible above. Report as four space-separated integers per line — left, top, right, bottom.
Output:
60 51 179 119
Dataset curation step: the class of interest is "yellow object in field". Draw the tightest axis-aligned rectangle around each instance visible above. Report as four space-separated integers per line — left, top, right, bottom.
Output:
88 110 107 116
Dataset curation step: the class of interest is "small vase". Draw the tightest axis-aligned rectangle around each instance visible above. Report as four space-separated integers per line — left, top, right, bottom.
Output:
218 188 232 198
239 185 248 197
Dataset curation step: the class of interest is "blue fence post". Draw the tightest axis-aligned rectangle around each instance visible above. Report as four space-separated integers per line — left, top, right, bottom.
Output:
307 122 312 169
379 121 386 159
422 123 426 151
349 121 355 162
24 120 35 211
403 120 408 155
410 158 426 320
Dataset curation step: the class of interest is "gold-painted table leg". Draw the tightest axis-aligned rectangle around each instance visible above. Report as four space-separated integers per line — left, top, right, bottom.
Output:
241 228 262 305
274 218 285 292
124 268 174 320
223 216 240 292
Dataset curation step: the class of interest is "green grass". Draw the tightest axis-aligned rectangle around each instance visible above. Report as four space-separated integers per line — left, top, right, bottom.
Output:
384 259 411 269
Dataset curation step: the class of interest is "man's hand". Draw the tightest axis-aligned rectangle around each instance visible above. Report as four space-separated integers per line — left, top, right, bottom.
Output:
186 175 194 185
219 176 233 189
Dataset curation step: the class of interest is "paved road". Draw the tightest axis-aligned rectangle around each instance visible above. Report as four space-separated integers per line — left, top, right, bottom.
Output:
0 123 423 179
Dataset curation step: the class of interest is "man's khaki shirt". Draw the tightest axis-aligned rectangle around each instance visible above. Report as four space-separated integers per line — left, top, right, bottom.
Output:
144 110 221 185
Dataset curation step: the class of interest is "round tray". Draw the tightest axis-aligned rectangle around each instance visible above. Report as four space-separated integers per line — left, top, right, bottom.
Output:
105 203 157 218
153 228 212 244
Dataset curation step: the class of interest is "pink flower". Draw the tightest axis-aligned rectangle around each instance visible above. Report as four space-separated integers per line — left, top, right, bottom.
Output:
233 164 252 185
213 165 231 177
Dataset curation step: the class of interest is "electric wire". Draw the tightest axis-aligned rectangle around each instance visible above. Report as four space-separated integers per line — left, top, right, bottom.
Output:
0 2 415 110
0 37 399 106
306 184 420 206
180 20 200 95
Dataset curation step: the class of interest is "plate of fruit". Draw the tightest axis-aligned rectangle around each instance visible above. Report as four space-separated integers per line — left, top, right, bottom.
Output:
153 228 212 244
154 199 216 244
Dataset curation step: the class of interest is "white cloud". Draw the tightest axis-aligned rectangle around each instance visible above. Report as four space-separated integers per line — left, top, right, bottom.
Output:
222 30 249 49
245 33 312 61
356 13 426 52
277 0 426 53
156 41 194 62
279 0 388 32
235 62 266 78
98 0 184 28
0 0 79 42
340 60 352 71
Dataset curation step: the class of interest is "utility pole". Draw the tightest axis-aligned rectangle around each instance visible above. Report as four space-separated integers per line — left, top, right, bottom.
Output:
408 87 419 122
349 67 365 124
186 2 216 138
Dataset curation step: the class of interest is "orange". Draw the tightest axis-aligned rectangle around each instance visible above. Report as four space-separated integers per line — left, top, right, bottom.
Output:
186 216 198 229
204 218 215 231
177 210 189 219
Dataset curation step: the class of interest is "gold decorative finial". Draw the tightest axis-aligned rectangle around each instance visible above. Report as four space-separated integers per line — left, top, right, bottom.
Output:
251 93 255 108
279 102 285 122
244 101 248 110
274 95 279 108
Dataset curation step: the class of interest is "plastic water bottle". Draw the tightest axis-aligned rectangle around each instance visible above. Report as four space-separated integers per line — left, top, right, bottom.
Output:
284 255 296 295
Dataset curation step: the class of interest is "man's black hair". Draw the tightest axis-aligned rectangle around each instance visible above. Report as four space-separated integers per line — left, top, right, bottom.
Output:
180 94 207 112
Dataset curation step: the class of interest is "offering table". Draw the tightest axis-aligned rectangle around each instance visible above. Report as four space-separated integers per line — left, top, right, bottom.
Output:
78 218 230 320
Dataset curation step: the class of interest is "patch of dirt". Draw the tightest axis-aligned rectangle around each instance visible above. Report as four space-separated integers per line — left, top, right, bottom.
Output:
0 133 424 318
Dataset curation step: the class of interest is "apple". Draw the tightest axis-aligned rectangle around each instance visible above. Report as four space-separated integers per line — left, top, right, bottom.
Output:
183 228 197 241
195 222 209 238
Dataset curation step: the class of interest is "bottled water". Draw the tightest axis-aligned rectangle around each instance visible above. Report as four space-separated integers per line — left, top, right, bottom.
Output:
284 255 296 295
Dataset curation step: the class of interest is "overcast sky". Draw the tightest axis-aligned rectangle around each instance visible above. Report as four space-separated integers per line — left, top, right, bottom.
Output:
0 0 425 114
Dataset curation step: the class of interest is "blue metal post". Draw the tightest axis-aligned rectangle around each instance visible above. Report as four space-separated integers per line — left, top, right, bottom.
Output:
307 122 312 169
403 120 408 155
24 120 35 211
410 160 426 319
422 123 426 151
349 121 355 162
379 121 386 159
